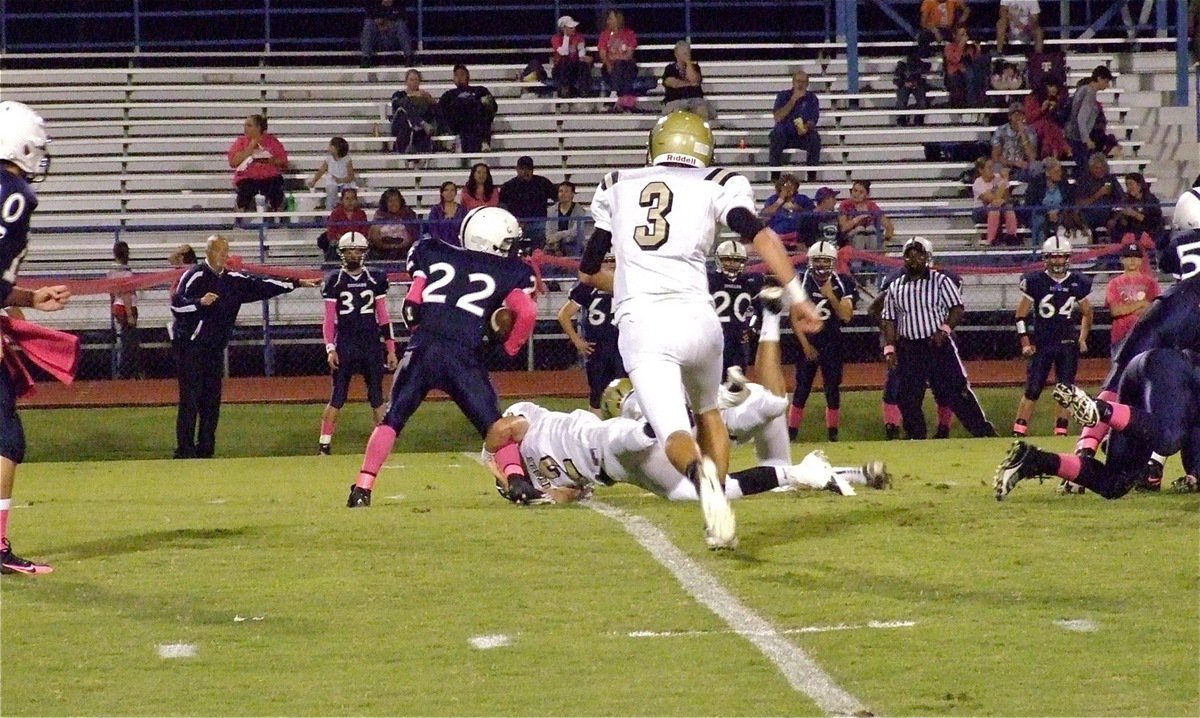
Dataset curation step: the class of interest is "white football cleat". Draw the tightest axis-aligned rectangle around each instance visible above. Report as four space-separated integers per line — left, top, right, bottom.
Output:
1052 383 1099 427
717 366 751 409
695 458 737 550
862 460 892 489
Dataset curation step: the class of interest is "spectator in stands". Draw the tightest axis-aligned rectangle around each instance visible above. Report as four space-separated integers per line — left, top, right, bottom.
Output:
361 0 412 67
893 52 930 127
438 64 497 153
1074 152 1123 236
368 188 418 260
1107 173 1163 249
499 155 557 242
1024 157 1076 244
812 187 843 250
169 244 198 267
1026 44 1067 95
661 41 716 120
991 61 1024 93
325 187 370 260
943 27 982 108
544 181 589 257
550 15 592 99
917 0 969 57
972 158 1020 246
769 71 821 181
1024 82 1070 160
996 0 1043 54
598 9 640 113
759 173 811 250
991 102 1041 182
427 181 466 246
390 69 437 155
108 241 141 380
1065 65 1114 177
306 136 357 211
838 180 893 251
227 114 288 214
1105 244 1161 357
460 162 500 210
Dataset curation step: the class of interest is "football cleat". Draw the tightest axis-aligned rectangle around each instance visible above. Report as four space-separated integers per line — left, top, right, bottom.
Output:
934 424 951 439
885 423 900 441
784 450 838 492
318 443 332 456
994 440 1041 501
346 484 372 508
827 427 839 442
1056 479 1086 495
1052 383 1099 427
1135 460 1163 492
717 366 751 409
757 285 786 314
0 539 53 576
1171 474 1199 493
863 460 892 489
693 458 737 550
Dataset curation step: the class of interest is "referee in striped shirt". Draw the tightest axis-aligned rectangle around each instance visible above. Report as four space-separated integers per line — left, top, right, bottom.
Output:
880 237 996 439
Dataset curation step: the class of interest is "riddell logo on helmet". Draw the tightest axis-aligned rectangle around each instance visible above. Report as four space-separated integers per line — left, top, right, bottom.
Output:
661 153 701 166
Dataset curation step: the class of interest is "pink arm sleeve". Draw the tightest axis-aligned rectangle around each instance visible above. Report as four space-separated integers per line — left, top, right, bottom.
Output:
405 276 427 304
502 288 537 357
322 300 337 346
375 297 396 354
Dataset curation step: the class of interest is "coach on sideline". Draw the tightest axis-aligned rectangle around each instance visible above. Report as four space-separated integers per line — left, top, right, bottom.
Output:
879 237 997 439
170 235 319 459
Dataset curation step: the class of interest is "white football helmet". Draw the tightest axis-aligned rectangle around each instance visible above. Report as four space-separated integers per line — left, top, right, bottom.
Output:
460 206 522 257
1167 188 1200 279
1042 235 1072 276
715 239 747 278
807 240 837 281
903 236 933 256
337 231 368 251
0 101 51 181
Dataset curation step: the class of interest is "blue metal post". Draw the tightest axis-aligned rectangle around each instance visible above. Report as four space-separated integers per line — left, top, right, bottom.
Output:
132 0 141 54
1156 0 1167 37
264 0 271 53
684 0 692 42
416 0 424 53
1178 0 1190 107
868 0 915 38
834 0 846 42
846 1 858 93
260 225 274 376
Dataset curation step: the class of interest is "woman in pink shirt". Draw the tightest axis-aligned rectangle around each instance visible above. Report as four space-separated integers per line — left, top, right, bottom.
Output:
837 179 894 250
227 113 289 211
598 9 639 112
459 162 500 210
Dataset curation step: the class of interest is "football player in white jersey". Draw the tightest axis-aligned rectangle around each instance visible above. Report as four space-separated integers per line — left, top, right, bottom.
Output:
577 110 823 549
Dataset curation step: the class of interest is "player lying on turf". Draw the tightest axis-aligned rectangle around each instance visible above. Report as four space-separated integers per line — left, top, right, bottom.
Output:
994 347 1200 500
482 287 890 503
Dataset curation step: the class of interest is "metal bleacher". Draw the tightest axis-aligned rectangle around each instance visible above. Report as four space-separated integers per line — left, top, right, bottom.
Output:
0 42 1158 333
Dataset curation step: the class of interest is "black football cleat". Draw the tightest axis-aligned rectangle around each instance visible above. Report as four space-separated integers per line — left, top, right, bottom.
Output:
934 424 951 439
346 484 372 508
826 427 839 442
787 427 799 441
884 423 900 441
994 440 1042 501
317 443 332 456
0 538 53 575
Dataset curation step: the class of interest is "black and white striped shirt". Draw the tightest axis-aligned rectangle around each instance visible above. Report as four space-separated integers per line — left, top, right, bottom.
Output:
880 269 962 340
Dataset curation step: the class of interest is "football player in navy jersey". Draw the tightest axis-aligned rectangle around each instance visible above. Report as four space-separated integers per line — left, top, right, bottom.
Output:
1072 188 1200 461
348 206 539 507
1011 235 1093 439
557 253 624 416
317 231 398 455
786 241 857 442
869 239 960 439
708 240 764 373
0 102 71 575
996 347 1200 500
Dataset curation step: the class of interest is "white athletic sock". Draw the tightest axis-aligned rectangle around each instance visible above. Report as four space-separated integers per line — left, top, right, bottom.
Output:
759 310 782 343
835 466 867 485
724 477 745 499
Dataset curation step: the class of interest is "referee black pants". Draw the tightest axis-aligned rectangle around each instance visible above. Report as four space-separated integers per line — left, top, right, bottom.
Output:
176 344 225 458
896 336 993 439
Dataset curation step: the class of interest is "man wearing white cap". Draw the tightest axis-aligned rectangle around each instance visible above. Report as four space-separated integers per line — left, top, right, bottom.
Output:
551 15 592 99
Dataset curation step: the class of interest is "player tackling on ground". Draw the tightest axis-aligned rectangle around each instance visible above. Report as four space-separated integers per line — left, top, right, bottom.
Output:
577 110 823 549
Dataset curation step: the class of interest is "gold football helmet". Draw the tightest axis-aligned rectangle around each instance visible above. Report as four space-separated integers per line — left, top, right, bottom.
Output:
648 111 714 168
600 377 636 420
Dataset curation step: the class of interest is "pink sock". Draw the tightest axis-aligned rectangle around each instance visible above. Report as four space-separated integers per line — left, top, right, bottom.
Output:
0 503 8 543
788 405 804 430
883 403 902 425
1075 389 1117 453
986 210 1000 244
320 420 335 438
494 442 524 477
1106 401 1131 431
1056 453 1082 481
357 425 398 490
937 405 953 428
825 408 840 429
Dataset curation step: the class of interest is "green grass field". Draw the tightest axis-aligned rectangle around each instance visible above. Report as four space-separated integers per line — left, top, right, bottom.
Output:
2 390 1198 715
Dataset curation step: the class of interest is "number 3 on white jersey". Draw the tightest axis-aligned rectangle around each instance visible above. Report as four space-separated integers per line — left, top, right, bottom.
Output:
633 181 673 250
423 261 497 317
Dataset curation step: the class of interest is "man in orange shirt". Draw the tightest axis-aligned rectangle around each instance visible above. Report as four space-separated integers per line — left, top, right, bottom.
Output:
918 0 969 55
1105 244 1161 358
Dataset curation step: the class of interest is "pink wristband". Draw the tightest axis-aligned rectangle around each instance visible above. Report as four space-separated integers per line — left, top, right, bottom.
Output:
883 344 895 356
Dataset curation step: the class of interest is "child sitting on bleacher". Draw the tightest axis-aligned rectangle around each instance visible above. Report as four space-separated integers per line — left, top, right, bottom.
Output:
306 137 357 211
971 158 1020 246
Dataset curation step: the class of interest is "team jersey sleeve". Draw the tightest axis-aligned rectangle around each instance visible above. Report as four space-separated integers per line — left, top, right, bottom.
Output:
590 176 613 233
567 283 588 306
880 286 897 322
938 273 963 311
1075 273 1093 298
713 172 757 228
321 271 339 300
405 240 426 279
0 182 34 301
1018 272 1033 301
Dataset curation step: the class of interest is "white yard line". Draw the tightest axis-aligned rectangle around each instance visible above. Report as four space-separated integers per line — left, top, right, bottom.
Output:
586 499 869 717
628 620 916 638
